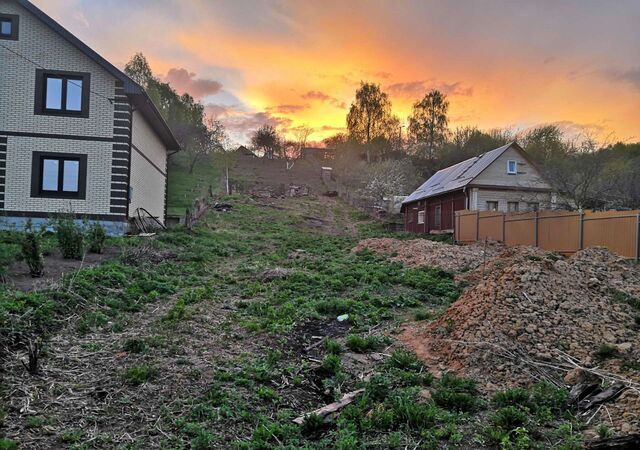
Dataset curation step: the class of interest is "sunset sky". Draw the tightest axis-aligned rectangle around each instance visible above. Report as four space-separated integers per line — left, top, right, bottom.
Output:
34 0 640 145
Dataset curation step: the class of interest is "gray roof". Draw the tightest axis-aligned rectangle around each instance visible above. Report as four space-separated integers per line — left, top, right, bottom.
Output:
403 142 519 204
17 0 180 151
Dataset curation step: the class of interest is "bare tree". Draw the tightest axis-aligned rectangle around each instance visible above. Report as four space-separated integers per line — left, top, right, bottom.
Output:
286 125 313 169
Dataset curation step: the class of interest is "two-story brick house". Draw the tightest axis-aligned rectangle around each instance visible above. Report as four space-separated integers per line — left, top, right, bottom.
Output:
0 0 180 234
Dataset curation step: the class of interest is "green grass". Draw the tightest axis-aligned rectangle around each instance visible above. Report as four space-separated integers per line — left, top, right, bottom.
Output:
0 195 584 449
166 154 223 216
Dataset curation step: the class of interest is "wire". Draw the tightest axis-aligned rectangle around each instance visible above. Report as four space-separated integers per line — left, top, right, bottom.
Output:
1 42 114 104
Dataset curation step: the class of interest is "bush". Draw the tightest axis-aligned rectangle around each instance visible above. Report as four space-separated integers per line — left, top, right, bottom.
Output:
595 344 619 360
123 364 157 385
493 388 530 408
321 354 342 375
21 221 45 277
0 438 18 450
86 223 107 254
491 406 528 430
387 349 423 372
345 334 383 353
432 373 479 412
325 338 343 355
51 215 84 259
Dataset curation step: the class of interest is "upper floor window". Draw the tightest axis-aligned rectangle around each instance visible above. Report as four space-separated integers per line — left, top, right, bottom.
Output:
0 14 19 40
507 160 518 174
34 70 91 118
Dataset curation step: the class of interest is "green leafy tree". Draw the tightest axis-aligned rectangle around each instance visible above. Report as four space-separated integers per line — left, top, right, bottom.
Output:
519 125 566 163
347 82 397 163
251 125 281 159
124 53 207 172
408 90 449 160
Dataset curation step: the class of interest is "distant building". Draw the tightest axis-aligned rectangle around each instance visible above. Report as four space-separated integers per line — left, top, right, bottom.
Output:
402 142 554 234
0 0 180 234
301 147 335 160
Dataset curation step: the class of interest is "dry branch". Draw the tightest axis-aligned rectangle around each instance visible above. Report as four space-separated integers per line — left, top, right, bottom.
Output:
293 389 364 425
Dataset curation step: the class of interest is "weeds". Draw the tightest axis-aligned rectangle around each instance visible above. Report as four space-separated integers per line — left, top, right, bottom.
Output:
123 364 157 386
86 222 107 253
345 334 384 353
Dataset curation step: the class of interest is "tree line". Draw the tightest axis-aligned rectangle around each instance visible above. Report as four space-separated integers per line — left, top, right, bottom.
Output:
326 81 640 210
123 53 639 210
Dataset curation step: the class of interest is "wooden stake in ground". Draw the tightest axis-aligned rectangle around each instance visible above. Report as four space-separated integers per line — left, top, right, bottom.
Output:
293 389 364 425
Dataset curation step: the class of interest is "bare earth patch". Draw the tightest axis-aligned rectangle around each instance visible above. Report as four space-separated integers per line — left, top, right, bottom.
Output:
353 237 504 275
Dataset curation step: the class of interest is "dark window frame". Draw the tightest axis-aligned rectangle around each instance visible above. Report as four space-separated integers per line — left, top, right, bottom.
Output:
434 205 442 227
0 14 19 41
31 151 87 199
34 69 91 118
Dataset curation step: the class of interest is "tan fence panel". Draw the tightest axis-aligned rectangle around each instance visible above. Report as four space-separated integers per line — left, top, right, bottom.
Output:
583 211 639 258
455 209 639 259
504 212 536 247
478 212 504 241
537 211 581 254
456 211 478 242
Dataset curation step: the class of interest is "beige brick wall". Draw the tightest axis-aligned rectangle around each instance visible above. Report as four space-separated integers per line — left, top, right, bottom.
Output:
0 0 116 137
4 136 113 214
129 110 168 222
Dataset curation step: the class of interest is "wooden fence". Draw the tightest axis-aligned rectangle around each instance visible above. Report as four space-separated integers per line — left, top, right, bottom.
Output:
455 209 640 260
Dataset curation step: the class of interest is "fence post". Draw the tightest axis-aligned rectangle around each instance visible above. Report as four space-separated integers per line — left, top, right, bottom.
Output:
579 211 584 251
636 213 640 262
476 210 480 242
534 211 539 247
502 212 506 242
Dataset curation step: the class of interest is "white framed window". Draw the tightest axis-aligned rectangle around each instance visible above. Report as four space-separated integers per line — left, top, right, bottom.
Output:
507 201 519 212
434 205 442 227
417 210 425 224
486 201 498 211
507 160 517 174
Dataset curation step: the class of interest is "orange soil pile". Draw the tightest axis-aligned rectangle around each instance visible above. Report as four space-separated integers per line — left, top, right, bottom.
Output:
353 238 503 274
398 246 640 433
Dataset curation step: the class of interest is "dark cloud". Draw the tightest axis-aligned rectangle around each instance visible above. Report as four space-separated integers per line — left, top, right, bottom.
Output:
266 104 310 114
385 80 473 98
301 91 347 109
606 67 640 90
164 68 223 98
220 111 292 141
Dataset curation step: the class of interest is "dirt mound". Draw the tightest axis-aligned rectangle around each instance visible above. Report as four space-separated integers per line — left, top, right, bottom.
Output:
399 246 640 432
353 238 503 274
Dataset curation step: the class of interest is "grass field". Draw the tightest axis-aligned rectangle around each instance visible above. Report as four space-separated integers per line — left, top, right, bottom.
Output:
0 191 584 449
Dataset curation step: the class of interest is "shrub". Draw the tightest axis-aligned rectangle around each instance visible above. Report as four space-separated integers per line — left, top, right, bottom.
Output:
491 406 528 430
51 215 84 259
0 438 18 450
391 391 437 430
123 338 147 354
321 354 342 375
86 223 107 254
432 373 479 412
595 344 619 360
387 349 423 372
325 338 343 355
301 413 325 434
345 334 383 353
493 388 530 408
123 364 157 385
414 309 432 321
21 221 45 277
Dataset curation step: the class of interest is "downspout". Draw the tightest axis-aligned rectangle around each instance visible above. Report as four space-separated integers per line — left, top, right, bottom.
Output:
125 104 134 221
